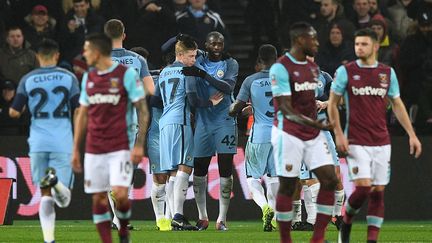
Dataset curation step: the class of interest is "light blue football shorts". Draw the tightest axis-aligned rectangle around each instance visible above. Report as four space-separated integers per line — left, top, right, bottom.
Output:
29 152 74 188
245 141 276 178
160 124 194 171
193 123 237 157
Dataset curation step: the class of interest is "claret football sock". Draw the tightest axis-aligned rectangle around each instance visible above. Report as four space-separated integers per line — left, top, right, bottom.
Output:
93 203 112 243
344 186 371 224
39 196 55 243
312 189 335 242
115 200 131 238
275 194 293 243
367 191 385 242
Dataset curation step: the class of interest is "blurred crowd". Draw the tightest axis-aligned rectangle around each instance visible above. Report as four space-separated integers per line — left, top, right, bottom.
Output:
1 0 432 135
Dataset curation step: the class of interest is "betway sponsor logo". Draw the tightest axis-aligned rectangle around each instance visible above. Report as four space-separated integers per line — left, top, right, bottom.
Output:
88 93 121 105
351 86 386 98
294 82 317 92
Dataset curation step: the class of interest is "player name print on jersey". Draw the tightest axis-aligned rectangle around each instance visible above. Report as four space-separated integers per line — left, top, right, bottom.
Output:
33 74 64 83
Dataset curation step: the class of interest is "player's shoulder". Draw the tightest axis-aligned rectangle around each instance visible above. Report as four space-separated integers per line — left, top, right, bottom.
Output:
377 62 392 70
160 63 181 75
344 60 358 69
206 9 223 23
320 71 333 81
176 8 190 20
53 66 78 79
20 68 41 82
222 55 238 70
126 49 145 60
248 71 268 82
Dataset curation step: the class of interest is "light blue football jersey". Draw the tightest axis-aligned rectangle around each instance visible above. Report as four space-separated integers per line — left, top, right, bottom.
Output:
111 48 150 79
149 71 162 135
316 71 333 120
195 54 238 125
112 48 151 127
237 70 273 143
158 62 197 128
16 66 80 153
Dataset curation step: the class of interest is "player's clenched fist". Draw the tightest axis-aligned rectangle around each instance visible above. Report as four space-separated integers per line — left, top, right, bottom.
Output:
131 146 144 165
71 151 82 173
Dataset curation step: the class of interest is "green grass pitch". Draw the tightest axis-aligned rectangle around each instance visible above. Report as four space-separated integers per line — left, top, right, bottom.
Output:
1 220 431 242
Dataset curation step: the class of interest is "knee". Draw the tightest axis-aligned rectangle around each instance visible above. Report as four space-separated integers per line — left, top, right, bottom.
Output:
277 180 296 196
92 193 108 207
153 174 167 184
218 158 233 177
218 165 232 177
194 159 209 176
320 176 339 191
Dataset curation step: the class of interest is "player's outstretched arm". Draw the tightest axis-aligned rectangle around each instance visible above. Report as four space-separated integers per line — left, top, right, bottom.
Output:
228 100 247 117
390 97 422 158
328 91 349 157
71 106 88 173
132 98 150 164
276 95 332 131
182 66 233 94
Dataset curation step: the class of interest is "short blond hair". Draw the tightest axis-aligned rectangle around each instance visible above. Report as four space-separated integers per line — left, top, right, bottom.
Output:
175 34 198 55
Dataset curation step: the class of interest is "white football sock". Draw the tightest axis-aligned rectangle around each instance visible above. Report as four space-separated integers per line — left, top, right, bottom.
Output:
217 176 233 223
247 177 267 209
108 191 120 229
39 196 55 243
193 175 208 220
333 189 345 216
265 176 279 212
151 182 166 221
165 176 176 219
292 200 302 223
305 183 320 224
51 181 71 208
174 171 190 215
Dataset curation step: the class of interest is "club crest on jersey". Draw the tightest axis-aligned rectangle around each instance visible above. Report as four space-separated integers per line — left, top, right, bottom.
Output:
88 82 94 88
293 71 300 77
310 68 319 78
204 17 211 24
216 69 224 78
378 73 388 88
271 74 276 85
310 68 320 82
353 75 361 81
109 78 120 93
